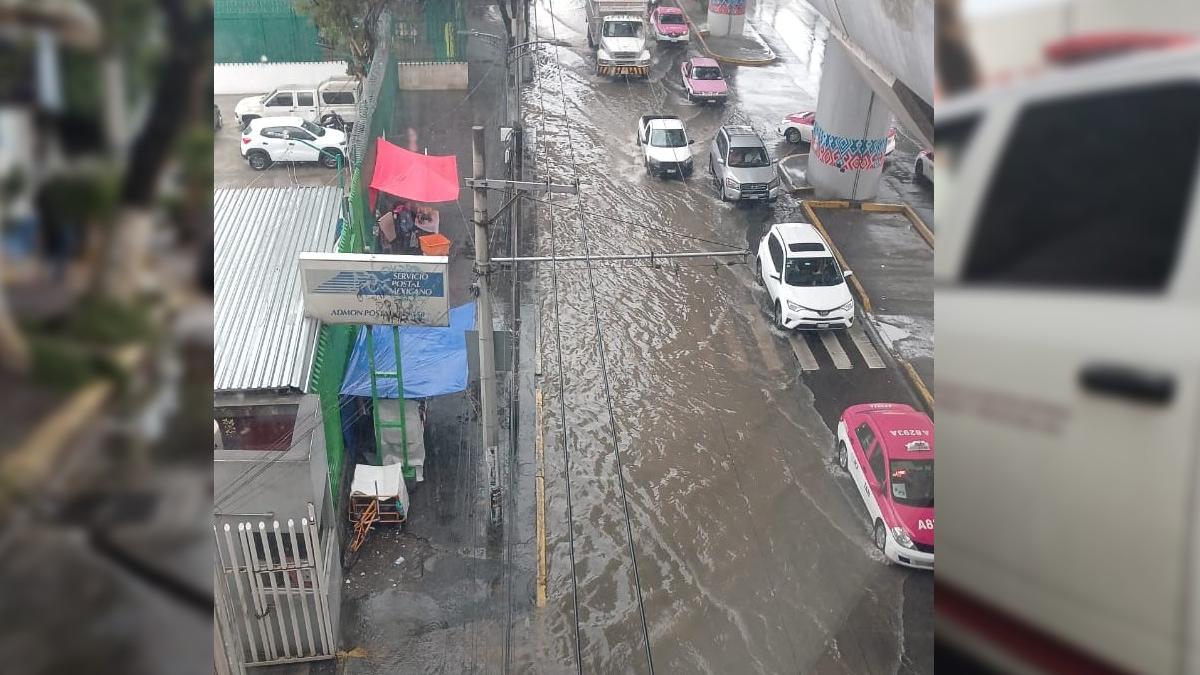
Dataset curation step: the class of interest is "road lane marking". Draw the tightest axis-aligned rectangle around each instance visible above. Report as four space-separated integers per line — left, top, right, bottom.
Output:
848 324 886 369
789 333 820 371
819 331 853 369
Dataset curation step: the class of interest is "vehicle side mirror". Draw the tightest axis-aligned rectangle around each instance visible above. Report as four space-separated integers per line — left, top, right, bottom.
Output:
688 139 695 145
774 273 782 282
716 157 724 164
843 270 853 278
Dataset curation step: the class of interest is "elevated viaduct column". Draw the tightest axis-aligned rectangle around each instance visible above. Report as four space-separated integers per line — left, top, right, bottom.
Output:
807 40 893 200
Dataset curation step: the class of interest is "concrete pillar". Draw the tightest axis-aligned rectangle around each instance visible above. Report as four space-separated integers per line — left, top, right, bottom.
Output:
807 40 892 200
707 0 747 37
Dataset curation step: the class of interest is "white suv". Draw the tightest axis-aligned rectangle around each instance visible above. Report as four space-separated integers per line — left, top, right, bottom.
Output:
937 45 1200 675
240 117 347 171
756 222 855 330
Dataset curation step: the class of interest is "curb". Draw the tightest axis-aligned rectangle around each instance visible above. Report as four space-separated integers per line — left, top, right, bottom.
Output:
671 2 778 66
801 201 872 314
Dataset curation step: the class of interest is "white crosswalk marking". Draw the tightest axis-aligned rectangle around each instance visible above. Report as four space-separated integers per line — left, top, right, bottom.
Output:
819 331 853 369
848 324 886 369
788 334 820 371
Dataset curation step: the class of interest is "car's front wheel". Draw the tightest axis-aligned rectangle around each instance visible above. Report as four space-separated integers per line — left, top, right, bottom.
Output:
774 302 785 330
755 259 763 286
247 150 271 171
321 150 343 169
785 127 801 144
914 160 925 182
838 442 848 470
874 520 888 554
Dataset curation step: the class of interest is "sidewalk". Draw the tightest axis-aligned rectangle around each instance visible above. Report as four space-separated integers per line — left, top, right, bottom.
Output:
672 0 776 65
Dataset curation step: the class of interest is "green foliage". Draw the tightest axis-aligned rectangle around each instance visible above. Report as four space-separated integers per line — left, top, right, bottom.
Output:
292 0 390 78
61 296 155 346
38 169 122 229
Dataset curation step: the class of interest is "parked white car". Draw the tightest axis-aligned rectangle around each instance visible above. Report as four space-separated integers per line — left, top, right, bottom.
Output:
778 111 897 156
234 78 360 129
756 222 855 330
240 117 347 171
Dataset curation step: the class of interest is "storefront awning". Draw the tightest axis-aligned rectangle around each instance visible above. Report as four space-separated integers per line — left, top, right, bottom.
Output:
368 138 460 205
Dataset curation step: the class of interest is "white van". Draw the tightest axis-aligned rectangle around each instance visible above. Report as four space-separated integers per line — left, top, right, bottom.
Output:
936 45 1200 675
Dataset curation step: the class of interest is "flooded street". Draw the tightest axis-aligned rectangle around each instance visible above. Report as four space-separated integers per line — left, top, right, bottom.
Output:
516 0 933 672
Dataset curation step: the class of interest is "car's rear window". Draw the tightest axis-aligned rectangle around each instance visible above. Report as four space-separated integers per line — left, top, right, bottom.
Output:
961 82 1200 291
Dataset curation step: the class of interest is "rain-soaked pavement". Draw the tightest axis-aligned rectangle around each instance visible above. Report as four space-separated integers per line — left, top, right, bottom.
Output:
324 0 934 672
511 0 934 672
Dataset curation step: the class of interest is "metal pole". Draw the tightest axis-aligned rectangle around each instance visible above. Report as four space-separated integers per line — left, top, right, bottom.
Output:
472 126 502 522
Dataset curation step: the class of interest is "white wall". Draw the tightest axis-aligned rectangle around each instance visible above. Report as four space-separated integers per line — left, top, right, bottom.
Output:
214 61 351 95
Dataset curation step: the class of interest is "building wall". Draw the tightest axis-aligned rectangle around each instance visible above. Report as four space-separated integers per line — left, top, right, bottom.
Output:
214 61 351 95
214 392 329 529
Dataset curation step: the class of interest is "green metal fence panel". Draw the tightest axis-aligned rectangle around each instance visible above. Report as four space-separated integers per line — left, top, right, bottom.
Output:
215 0 330 63
394 0 467 63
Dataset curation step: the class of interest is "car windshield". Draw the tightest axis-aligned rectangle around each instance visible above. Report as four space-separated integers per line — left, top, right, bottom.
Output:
660 14 685 24
604 21 641 38
888 459 934 508
301 120 326 137
784 256 842 286
650 129 687 148
693 66 722 80
727 146 769 168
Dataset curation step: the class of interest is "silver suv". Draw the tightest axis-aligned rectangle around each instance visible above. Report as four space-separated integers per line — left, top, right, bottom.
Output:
708 125 780 204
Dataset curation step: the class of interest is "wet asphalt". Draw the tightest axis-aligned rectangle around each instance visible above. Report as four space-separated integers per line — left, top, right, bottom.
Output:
515 0 934 672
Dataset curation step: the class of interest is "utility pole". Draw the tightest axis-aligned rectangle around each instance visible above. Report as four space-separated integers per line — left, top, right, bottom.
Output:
472 126 502 524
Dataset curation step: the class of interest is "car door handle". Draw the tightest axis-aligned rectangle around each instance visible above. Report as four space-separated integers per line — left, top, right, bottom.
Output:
1080 363 1174 406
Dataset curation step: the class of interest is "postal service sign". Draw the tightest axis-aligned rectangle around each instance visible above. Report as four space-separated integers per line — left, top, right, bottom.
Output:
299 252 450 327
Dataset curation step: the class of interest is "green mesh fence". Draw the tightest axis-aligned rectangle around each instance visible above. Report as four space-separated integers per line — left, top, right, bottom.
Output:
215 0 330 63
310 10 401 497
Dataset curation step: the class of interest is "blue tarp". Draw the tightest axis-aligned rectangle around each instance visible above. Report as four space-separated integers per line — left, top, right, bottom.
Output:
340 302 475 399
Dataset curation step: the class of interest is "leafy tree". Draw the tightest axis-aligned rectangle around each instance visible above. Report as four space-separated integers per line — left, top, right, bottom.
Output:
294 0 390 79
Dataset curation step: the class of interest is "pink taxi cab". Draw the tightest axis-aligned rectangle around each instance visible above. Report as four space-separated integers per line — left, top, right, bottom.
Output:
836 402 934 569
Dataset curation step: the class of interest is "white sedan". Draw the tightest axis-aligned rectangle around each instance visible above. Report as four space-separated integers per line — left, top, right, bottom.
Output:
778 111 897 155
756 222 855 330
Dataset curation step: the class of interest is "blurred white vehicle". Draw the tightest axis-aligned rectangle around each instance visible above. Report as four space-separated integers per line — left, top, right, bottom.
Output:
240 117 347 171
936 43 1200 675
913 149 933 184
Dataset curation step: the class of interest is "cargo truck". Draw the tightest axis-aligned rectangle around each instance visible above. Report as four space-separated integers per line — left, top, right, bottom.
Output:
585 0 651 77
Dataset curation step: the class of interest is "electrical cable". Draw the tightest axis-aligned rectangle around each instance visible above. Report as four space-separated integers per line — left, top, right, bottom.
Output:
545 1 655 671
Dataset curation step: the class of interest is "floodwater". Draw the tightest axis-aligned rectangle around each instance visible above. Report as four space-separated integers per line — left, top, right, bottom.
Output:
514 0 934 672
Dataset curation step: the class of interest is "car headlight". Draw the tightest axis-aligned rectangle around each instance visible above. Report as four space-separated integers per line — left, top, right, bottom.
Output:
786 301 805 312
724 177 740 189
767 177 780 188
839 300 854 312
891 527 915 550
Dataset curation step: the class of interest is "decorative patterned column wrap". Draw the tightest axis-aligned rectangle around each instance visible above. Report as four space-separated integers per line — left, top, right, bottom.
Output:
807 40 892 200
707 0 747 36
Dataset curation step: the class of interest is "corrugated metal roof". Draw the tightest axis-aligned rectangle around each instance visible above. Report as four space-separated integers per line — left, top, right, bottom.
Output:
214 186 342 394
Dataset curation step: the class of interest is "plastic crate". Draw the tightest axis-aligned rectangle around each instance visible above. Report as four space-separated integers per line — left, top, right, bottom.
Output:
419 233 451 256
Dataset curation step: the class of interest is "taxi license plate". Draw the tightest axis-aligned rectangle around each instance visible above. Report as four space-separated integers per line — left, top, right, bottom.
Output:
707 99 717 104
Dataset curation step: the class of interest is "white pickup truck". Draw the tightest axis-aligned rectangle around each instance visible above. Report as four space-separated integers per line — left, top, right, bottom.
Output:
636 115 694 178
234 77 361 130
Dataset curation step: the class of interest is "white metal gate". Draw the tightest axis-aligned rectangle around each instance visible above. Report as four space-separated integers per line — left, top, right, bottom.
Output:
214 504 336 667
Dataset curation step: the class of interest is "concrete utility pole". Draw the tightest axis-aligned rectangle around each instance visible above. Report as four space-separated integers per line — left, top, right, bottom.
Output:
472 126 502 523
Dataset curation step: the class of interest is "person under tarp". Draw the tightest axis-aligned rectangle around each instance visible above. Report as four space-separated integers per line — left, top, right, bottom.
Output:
368 138 457 255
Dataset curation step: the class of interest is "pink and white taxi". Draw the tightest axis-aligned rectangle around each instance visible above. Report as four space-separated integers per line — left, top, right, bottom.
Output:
650 6 689 44
836 402 934 569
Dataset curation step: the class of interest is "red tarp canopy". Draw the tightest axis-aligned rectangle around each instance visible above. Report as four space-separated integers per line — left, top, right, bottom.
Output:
368 138 460 208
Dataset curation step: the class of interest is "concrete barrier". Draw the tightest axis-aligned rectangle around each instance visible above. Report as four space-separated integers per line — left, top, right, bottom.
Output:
214 61 350 95
397 61 469 90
